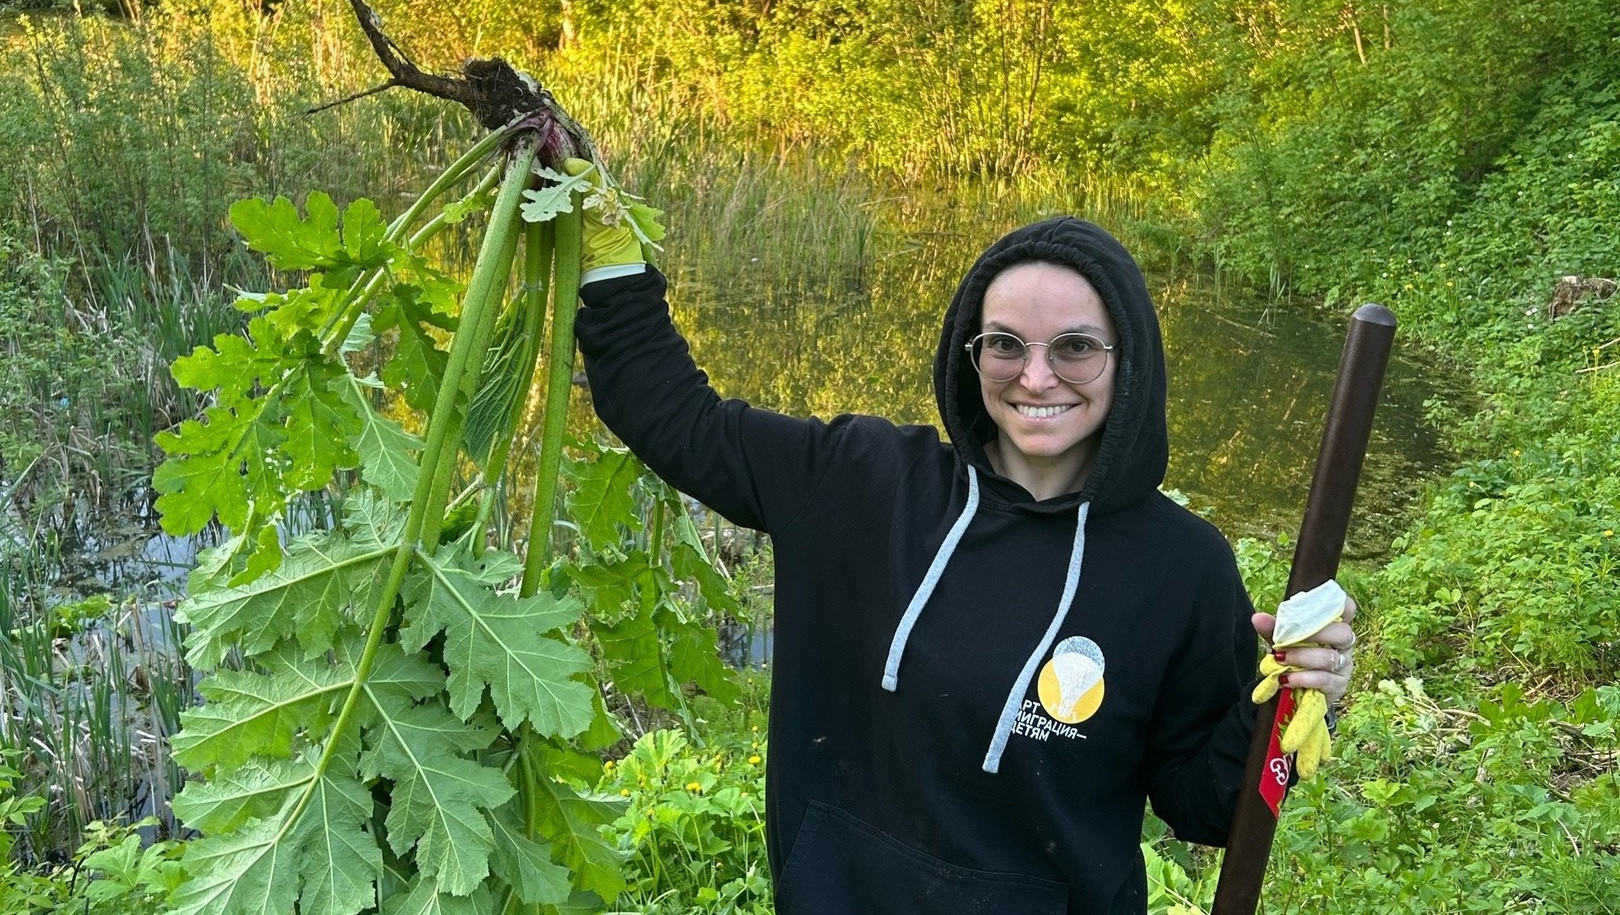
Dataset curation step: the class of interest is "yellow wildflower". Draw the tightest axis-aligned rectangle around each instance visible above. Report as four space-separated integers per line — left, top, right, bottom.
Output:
749 755 762 765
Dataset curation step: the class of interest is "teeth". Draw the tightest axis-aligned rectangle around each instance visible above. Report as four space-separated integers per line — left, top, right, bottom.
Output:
1016 404 1073 419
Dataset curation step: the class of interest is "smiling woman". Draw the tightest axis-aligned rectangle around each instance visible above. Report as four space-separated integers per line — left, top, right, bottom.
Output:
572 209 1361 914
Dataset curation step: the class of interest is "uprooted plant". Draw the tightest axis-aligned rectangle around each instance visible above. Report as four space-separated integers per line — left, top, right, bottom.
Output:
150 9 738 913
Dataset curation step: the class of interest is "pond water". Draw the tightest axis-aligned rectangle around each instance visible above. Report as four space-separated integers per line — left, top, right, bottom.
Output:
661 216 1451 560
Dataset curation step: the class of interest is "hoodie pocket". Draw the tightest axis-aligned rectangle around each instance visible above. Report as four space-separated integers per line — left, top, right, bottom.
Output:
776 801 1069 915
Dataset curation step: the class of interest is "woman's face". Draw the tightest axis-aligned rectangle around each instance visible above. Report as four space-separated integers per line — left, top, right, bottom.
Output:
977 262 1118 481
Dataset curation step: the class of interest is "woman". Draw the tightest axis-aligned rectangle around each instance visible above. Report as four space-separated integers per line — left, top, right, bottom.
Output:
573 212 1356 914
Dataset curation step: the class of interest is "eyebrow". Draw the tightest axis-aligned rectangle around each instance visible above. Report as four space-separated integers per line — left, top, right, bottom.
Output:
982 320 1111 337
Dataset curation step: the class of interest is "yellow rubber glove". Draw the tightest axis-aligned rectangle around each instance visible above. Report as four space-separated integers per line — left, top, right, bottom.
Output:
561 157 648 276
1251 654 1291 703
1252 655 1334 779
1281 689 1333 778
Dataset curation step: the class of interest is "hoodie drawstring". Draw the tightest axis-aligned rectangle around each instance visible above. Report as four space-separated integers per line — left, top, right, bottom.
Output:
982 501 1090 773
881 466 980 692
879 472 1093 776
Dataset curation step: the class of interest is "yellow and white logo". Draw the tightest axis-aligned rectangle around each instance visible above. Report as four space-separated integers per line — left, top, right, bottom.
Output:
1037 636 1106 725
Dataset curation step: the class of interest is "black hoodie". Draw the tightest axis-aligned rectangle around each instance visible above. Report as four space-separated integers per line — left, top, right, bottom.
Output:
575 217 1259 914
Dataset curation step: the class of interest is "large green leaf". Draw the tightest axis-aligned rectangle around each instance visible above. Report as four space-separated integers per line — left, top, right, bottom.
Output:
342 379 422 503
172 659 350 771
155 309 370 576
660 602 741 705
565 552 653 625
171 755 316 835
379 877 492 915
283 359 364 490
153 396 284 537
358 694 513 895
228 192 390 274
403 546 594 736
565 447 641 552
527 758 626 901
594 606 675 708
374 282 456 415
167 325 289 407
175 528 393 668
293 769 383 915
487 805 572 906
257 275 350 343
168 797 303 915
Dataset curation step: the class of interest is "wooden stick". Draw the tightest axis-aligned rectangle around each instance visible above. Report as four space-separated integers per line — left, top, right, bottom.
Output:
1211 303 1397 915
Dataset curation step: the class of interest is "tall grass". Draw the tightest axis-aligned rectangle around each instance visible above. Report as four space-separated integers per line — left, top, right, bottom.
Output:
0 540 193 861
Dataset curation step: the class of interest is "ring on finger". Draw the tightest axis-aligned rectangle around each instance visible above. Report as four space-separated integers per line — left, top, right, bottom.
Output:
1333 650 1346 673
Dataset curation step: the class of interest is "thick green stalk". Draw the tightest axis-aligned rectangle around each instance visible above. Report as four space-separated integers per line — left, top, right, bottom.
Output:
282 138 539 829
418 218 525 549
512 207 582 886
474 220 555 557
518 203 583 597
385 123 517 240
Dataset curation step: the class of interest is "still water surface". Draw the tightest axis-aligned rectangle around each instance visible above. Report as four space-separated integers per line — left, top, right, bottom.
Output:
655 218 1449 558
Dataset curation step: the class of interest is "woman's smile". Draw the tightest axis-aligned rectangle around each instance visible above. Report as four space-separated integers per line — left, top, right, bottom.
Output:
1012 403 1076 420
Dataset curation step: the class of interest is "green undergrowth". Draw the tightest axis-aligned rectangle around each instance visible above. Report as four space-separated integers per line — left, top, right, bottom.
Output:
1207 18 1620 913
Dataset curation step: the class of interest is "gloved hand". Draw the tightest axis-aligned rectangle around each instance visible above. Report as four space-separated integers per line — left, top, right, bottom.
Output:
562 158 648 277
1251 580 1355 780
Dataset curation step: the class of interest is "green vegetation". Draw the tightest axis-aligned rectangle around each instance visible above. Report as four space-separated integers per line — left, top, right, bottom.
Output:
0 0 1616 911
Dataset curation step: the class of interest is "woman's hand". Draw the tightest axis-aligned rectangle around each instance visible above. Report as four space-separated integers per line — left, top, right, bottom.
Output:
1251 598 1358 705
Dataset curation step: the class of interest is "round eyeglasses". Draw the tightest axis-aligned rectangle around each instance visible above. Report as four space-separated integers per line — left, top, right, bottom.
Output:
964 331 1116 385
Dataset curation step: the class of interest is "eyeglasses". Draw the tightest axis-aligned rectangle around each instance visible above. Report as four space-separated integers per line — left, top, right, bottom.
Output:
964 331 1116 385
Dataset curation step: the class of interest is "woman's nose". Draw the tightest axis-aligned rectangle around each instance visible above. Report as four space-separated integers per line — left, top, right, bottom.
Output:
1018 352 1061 390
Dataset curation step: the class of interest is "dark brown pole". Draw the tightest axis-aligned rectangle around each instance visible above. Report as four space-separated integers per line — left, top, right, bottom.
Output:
1211 303 1397 915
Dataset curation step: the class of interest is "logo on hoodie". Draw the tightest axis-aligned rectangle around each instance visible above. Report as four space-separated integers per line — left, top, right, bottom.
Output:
1037 636 1106 724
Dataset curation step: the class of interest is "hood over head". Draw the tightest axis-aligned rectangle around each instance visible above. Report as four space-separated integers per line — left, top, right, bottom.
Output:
934 216 1168 515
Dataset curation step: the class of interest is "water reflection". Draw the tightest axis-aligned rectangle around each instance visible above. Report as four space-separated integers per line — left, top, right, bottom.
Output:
653 220 1452 555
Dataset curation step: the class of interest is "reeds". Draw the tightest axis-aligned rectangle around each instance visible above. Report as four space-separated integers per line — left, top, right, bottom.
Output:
0 551 193 861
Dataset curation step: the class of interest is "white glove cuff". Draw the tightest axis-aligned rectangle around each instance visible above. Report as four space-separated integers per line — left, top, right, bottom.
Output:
581 263 647 286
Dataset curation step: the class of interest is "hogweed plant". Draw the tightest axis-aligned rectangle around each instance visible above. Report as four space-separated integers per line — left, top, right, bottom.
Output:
151 114 737 915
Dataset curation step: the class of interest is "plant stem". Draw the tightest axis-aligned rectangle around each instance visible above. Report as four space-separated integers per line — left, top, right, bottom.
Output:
511 205 581 906
416 152 536 549
518 203 583 598
385 122 517 240
282 137 538 830
473 219 555 557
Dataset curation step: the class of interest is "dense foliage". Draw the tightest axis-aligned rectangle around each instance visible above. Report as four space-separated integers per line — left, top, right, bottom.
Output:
1 0 1617 911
